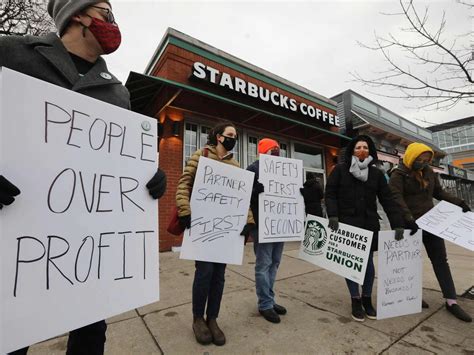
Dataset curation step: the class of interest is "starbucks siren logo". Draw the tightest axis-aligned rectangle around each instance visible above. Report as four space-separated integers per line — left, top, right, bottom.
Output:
303 220 327 255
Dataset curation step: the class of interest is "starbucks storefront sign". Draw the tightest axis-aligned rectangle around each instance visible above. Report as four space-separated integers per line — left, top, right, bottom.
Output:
192 62 340 127
298 215 373 284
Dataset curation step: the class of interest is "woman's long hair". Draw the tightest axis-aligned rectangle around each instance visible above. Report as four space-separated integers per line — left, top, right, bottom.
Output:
207 121 236 146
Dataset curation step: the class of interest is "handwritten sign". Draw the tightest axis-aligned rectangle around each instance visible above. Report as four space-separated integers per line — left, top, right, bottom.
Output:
258 154 304 243
377 230 422 320
0 68 159 353
298 215 373 284
416 201 474 251
180 157 254 265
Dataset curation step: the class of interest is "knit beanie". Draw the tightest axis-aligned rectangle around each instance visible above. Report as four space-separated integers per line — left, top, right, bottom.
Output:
403 142 433 169
48 0 107 35
258 138 279 154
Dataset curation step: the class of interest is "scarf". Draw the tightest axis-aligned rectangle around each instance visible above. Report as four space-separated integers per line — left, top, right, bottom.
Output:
349 155 373 182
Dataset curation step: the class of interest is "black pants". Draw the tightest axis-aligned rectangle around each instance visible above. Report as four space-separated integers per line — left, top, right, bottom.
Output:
192 261 226 319
9 320 107 355
423 231 457 299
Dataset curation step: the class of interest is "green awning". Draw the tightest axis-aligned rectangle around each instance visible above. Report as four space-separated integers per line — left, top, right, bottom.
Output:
125 72 350 141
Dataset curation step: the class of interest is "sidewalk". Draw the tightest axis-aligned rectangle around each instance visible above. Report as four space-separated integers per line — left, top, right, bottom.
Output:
30 242 473 354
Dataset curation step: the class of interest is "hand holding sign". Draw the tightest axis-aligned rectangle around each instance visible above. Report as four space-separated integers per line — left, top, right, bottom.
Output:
416 201 474 251
258 155 305 243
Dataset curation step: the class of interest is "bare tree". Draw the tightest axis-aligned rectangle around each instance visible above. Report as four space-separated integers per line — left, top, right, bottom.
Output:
0 0 55 37
352 0 473 110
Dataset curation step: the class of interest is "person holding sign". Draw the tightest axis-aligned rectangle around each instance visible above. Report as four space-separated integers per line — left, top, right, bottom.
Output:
389 142 472 322
176 121 255 346
246 138 290 324
325 135 404 322
300 172 324 218
1 1 167 354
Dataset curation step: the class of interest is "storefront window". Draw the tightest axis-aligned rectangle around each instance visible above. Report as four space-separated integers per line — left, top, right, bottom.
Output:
248 136 258 165
200 126 210 148
293 143 324 169
184 123 198 162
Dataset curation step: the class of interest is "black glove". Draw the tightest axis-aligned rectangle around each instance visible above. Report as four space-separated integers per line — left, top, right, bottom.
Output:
394 228 404 241
146 168 167 199
459 202 471 213
240 223 257 238
0 175 21 209
405 219 419 236
254 182 264 194
328 217 339 232
178 215 191 229
299 187 308 199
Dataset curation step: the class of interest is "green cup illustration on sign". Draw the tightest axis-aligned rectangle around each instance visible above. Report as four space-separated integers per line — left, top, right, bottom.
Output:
303 220 327 255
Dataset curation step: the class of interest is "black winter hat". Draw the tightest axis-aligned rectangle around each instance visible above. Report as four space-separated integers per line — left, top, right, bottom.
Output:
343 135 378 165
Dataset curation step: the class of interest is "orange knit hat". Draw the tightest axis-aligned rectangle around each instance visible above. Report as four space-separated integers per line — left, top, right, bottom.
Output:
258 138 279 154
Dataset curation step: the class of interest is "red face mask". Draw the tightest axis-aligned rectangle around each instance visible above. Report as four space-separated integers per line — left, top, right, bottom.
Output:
86 17 121 54
354 150 369 160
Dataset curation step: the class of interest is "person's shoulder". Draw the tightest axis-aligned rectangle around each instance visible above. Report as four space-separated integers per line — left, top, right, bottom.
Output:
246 159 259 171
0 34 28 46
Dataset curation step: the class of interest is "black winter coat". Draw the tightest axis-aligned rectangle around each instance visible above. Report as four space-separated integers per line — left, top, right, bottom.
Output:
325 136 403 251
300 178 323 217
0 33 130 109
247 160 261 226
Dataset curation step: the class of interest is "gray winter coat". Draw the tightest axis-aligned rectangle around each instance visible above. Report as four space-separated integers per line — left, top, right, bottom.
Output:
0 33 130 109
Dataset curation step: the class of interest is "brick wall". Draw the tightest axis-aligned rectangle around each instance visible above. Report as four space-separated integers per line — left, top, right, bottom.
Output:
158 109 184 251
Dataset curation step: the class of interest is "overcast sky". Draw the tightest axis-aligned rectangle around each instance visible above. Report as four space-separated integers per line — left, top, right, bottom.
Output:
106 0 472 128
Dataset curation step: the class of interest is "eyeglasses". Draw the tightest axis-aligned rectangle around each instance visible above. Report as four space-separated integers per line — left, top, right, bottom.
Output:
91 5 115 24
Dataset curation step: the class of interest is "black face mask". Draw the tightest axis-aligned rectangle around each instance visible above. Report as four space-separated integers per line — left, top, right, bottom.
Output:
412 161 428 171
220 136 236 151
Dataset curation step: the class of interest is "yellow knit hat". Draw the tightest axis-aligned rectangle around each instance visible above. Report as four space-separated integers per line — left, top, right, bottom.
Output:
403 142 433 169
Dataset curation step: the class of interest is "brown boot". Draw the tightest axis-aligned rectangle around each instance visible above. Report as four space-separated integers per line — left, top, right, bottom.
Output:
192 316 212 345
207 318 226 346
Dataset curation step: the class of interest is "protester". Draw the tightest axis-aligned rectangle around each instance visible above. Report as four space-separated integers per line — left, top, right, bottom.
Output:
176 121 255 346
300 172 324 217
325 135 404 322
246 138 289 323
0 1 166 354
389 142 472 322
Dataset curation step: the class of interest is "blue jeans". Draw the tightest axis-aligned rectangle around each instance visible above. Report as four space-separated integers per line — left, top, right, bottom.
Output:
192 261 226 319
346 251 374 298
253 241 284 311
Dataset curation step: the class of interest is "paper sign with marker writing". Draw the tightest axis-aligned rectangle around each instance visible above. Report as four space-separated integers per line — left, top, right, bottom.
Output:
180 157 254 265
0 68 159 353
258 154 305 243
416 201 474 251
298 215 373 284
377 230 423 320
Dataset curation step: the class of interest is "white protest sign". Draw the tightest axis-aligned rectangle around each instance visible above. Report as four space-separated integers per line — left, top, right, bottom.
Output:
0 68 159 353
416 201 474 252
298 215 373 284
377 230 423 320
180 157 254 265
258 154 304 243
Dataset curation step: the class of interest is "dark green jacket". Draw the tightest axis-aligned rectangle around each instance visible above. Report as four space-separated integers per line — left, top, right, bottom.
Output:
389 163 464 221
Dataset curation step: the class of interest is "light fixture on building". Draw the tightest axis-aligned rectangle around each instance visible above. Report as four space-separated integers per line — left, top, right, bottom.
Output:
172 121 181 137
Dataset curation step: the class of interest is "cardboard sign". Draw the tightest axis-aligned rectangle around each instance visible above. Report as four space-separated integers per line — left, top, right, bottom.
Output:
180 157 254 265
258 154 305 243
416 201 474 252
377 230 423 320
298 215 373 284
0 68 159 353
